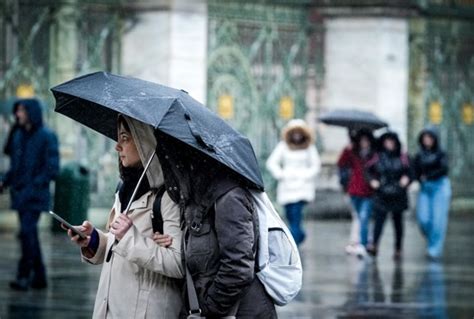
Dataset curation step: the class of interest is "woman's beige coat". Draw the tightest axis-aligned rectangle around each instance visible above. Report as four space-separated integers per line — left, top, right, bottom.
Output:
82 116 183 319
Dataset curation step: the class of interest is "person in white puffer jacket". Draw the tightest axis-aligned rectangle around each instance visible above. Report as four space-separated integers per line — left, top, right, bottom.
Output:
266 119 321 246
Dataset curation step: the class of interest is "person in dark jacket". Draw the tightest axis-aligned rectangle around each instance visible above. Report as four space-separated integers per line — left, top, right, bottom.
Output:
0 98 60 291
366 131 411 260
414 127 451 259
338 129 376 256
154 130 277 319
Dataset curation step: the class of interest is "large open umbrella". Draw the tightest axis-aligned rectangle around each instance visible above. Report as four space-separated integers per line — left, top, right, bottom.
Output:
318 109 388 130
51 71 264 193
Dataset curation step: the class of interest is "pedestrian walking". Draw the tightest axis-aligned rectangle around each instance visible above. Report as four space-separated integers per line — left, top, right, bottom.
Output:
337 130 362 255
154 129 278 318
414 127 451 260
66 115 183 318
266 119 321 246
366 131 411 260
338 129 376 257
0 98 59 291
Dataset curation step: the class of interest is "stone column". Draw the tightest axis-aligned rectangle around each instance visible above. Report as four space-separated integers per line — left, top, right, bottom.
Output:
320 17 409 155
122 0 208 103
48 0 79 161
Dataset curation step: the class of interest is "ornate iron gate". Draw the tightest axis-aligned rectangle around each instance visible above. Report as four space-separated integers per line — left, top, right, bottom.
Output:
0 0 126 206
409 18 474 198
207 2 313 189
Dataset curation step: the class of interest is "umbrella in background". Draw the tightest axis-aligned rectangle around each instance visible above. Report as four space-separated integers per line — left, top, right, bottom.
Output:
51 71 264 192
318 109 388 130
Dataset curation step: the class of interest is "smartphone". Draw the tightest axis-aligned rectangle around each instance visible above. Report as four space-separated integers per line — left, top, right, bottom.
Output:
49 211 87 239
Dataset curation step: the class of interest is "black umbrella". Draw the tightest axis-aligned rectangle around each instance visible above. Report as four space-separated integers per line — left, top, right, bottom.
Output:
318 109 388 130
51 71 264 191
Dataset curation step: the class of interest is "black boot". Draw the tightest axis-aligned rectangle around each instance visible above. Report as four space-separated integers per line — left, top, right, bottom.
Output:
9 278 29 291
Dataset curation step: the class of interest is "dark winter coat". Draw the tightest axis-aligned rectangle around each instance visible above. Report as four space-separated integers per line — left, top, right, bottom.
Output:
366 132 411 212
154 130 276 318
414 127 449 181
184 182 266 318
1 99 60 212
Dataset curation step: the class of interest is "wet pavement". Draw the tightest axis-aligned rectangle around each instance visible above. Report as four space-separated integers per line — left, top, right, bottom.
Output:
0 214 473 319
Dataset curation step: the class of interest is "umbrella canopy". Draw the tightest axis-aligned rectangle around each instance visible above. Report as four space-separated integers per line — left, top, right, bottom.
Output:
318 109 388 130
51 71 264 191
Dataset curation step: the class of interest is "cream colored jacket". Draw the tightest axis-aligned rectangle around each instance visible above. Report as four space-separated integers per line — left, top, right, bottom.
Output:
82 115 183 319
83 190 183 319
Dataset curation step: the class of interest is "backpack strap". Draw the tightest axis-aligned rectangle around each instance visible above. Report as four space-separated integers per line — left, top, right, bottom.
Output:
151 185 167 234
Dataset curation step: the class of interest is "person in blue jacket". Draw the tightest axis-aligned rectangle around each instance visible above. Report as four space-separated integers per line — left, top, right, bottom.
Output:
0 98 60 291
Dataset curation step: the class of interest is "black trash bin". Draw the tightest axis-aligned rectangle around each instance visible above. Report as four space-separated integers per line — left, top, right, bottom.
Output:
51 162 90 232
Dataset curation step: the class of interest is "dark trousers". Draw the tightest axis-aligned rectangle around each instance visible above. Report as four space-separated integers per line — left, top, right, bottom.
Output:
373 208 404 251
17 210 46 282
284 201 306 246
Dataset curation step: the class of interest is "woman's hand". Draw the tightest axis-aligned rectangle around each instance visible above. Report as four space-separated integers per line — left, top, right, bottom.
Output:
400 175 410 188
370 179 380 190
153 232 173 248
64 220 94 247
110 214 133 240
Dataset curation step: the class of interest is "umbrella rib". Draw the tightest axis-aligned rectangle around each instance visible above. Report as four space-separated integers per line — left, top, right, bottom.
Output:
122 152 156 215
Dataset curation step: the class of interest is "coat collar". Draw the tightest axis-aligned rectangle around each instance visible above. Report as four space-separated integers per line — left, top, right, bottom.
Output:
114 190 153 214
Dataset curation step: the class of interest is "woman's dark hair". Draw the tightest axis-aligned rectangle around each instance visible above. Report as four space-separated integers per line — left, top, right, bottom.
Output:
378 131 402 156
117 114 131 134
352 128 374 154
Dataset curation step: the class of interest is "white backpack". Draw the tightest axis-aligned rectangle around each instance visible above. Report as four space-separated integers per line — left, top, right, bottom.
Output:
250 190 303 306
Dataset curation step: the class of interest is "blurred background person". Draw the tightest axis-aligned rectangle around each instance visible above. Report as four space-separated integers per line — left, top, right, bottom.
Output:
414 127 452 260
266 119 321 246
366 131 411 260
0 98 59 291
337 129 376 257
337 129 362 256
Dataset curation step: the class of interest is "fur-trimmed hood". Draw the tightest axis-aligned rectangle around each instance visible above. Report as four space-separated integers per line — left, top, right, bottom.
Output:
282 119 314 150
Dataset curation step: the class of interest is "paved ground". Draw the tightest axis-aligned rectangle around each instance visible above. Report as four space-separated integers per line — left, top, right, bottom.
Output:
0 213 473 319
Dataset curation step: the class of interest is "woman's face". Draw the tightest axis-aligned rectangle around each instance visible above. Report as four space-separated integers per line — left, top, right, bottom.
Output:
359 136 370 150
422 134 435 150
383 138 396 151
115 122 141 167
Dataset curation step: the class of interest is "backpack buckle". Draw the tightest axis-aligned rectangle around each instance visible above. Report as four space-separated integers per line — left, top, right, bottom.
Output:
190 221 201 232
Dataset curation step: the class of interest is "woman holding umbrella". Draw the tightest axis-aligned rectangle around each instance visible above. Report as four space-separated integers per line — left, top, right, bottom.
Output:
67 115 184 319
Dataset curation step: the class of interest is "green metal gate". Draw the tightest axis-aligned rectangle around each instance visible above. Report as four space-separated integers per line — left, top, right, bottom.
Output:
409 17 474 199
207 2 313 189
0 0 126 206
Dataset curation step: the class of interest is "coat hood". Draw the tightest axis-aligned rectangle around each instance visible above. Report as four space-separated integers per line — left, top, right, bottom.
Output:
282 119 314 150
418 126 440 151
378 131 402 156
121 115 164 189
14 98 43 130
